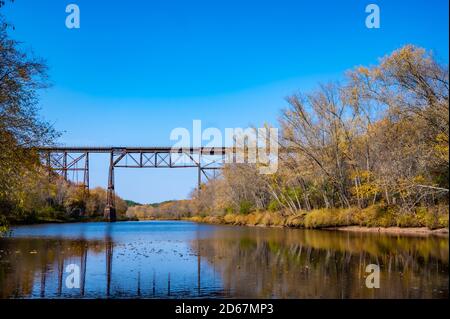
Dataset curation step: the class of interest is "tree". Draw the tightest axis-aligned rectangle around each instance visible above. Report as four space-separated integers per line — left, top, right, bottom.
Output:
0 14 58 220
189 45 448 220
347 45 449 208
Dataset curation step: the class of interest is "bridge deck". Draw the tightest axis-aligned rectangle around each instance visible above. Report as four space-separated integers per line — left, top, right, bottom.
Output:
36 146 229 155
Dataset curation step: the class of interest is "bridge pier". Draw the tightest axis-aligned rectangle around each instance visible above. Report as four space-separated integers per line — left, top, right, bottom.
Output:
197 154 202 196
104 206 116 222
104 151 117 222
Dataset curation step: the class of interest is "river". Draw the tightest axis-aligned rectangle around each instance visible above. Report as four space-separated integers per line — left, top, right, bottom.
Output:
0 221 448 298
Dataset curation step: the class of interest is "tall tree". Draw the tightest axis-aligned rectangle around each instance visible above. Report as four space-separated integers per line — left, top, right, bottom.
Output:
0 14 58 218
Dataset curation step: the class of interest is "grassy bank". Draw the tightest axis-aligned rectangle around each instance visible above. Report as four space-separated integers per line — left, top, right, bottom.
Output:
185 205 449 233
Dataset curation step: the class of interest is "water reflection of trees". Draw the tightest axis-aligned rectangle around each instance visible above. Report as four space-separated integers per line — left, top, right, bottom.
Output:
0 238 104 298
0 236 197 299
1 227 448 299
195 228 449 298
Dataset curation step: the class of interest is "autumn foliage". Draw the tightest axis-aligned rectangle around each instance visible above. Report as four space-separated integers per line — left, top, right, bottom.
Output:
133 46 449 229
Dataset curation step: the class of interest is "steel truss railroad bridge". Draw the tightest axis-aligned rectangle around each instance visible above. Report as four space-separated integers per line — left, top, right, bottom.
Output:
37 146 230 221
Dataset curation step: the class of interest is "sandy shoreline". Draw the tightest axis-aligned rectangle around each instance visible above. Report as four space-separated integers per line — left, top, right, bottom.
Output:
330 226 449 236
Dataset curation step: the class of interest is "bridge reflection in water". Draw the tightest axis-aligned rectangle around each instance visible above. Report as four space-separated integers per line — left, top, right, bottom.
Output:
0 241 206 298
0 221 448 299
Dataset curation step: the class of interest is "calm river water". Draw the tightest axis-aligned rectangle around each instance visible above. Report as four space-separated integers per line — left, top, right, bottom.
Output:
0 221 448 299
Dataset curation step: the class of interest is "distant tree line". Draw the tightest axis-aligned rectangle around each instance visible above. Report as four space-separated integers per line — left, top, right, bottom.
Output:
127 200 192 220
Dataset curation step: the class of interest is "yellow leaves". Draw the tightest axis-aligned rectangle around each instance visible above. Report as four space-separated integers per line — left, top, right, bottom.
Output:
412 175 426 185
346 86 361 105
355 183 380 197
356 66 370 76
17 66 30 81
350 170 380 198
371 67 383 79
434 133 449 163
351 170 372 181
351 182 379 198
353 63 381 81
382 45 421 65
436 133 449 143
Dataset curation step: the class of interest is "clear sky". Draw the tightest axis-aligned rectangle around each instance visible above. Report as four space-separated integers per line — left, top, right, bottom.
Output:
2 0 449 203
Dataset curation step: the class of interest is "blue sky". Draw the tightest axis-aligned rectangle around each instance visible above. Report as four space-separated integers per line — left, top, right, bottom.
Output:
2 0 449 203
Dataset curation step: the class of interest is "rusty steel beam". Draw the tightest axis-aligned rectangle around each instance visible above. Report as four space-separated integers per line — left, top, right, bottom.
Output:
36 146 230 155
105 151 116 222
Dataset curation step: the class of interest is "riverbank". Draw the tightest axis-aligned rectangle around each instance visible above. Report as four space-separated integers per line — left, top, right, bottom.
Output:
330 226 448 236
2 214 137 228
183 205 449 236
